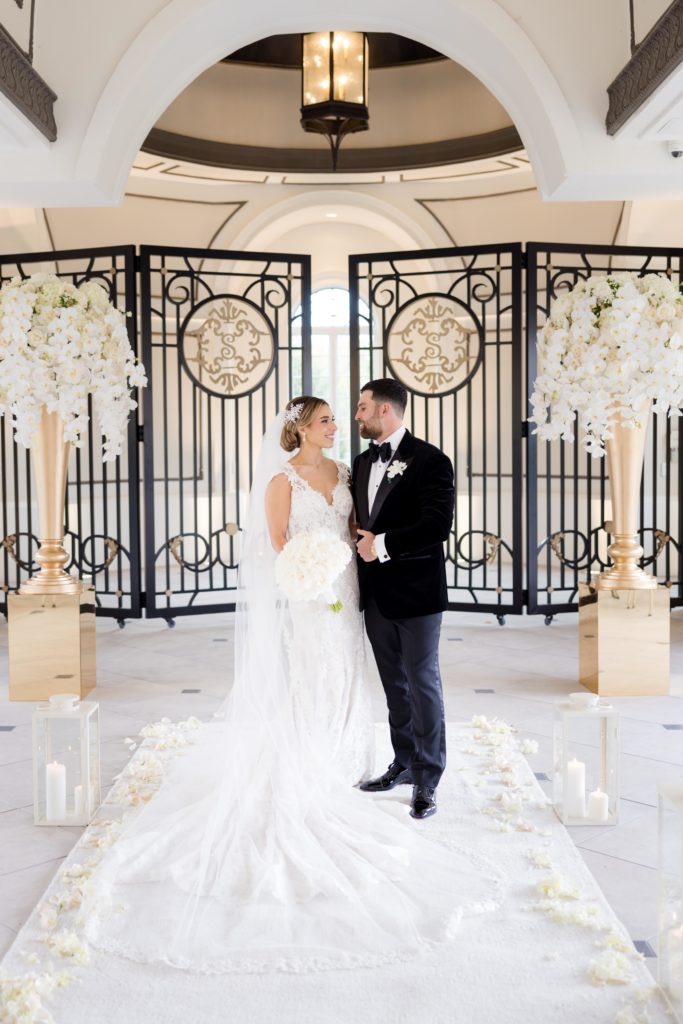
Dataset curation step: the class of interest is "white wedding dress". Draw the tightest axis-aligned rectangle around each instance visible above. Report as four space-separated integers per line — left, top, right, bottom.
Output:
82 421 502 974
281 460 374 785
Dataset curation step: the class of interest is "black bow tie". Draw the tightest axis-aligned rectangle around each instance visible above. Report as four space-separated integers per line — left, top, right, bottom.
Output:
369 441 392 464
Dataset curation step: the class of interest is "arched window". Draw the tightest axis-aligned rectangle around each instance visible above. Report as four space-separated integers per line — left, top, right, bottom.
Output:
297 288 370 464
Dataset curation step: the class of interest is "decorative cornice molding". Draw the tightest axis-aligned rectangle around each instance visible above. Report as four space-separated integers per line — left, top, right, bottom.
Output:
143 125 522 174
606 0 683 134
0 22 56 141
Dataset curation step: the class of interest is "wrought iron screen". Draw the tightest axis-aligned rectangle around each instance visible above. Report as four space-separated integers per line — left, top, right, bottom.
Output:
349 244 524 616
140 245 311 619
1 241 679 622
527 243 683 616
0 246 141 619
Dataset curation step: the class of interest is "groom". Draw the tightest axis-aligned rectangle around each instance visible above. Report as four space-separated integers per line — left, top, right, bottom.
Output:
352 379 455 820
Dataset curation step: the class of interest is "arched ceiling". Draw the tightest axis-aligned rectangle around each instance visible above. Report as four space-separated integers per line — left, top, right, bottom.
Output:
143 33 522 176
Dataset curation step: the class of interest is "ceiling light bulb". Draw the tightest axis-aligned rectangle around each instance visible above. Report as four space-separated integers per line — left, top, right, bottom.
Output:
326 212 338 218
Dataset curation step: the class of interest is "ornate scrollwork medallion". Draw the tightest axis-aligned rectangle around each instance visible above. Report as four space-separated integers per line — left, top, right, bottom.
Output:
385 293 482 396
180 295 276 398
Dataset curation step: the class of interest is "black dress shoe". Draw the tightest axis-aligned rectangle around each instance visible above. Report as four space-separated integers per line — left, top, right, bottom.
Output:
410 785 437 819
359 760 413 792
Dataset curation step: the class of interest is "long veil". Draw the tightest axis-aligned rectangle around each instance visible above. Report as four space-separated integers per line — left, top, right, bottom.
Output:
81 412 504 973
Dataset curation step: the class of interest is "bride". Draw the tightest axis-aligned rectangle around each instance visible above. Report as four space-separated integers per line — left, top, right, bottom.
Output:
81 397 501 973
264 396 374 784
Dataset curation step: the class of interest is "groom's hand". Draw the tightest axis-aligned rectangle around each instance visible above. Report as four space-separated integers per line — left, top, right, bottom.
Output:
356 529 378 562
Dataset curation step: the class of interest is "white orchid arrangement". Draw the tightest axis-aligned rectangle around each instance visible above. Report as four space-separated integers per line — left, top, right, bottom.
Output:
0 273 147 461
530 272 683 456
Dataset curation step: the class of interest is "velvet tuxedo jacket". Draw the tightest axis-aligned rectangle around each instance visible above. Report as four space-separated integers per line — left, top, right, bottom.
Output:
351 431 455 620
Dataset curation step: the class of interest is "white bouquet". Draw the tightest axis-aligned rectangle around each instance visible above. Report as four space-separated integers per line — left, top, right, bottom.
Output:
0 272 147 461
275 530 352 612
529 272 683 456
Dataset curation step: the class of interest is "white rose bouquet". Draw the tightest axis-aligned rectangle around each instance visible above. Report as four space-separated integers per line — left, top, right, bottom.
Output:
529 272 683 456
275 530 352 612
0 272 147 461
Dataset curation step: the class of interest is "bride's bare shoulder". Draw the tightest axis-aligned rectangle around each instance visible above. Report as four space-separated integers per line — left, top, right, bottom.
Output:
266 471 292 494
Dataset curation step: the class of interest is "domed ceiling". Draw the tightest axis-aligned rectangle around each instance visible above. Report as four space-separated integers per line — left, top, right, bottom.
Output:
143 33 522 175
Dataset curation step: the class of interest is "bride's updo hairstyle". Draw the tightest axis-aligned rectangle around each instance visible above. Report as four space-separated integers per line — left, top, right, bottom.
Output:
280 395 327 452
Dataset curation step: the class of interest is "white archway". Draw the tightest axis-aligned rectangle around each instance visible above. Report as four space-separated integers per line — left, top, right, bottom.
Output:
226 190 446 253
76 0 580 203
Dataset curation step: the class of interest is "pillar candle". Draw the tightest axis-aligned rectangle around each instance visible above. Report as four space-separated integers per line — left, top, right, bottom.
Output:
587 787 609 823
74 784 84 817
565 757 586 818
45 761 66 820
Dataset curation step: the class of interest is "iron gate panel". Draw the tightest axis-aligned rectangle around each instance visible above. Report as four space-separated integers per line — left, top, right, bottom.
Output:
349 244 524 615
140 245 311 618
0 245 142 619
527 242 683 615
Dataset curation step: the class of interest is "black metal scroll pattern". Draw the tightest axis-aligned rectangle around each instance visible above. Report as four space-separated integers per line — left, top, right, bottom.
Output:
350 244 523 615
142 246 311 617
541 526 677 573
162 525 241 573
0 530 133 611
179 294 277 398
384 292 484 397
527 243 682 613
443 529 516 607
0 246 141 619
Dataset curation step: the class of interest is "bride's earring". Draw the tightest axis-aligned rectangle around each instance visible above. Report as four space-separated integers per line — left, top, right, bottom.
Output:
301 431 307 442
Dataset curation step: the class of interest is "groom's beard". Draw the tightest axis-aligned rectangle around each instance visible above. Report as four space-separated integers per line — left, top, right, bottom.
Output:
358 420 382 440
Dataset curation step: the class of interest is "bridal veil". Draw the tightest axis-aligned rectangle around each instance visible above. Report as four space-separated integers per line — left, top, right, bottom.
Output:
81 412 503 973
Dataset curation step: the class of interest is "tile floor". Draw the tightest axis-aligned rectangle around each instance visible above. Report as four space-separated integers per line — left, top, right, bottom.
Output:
0 608 682 977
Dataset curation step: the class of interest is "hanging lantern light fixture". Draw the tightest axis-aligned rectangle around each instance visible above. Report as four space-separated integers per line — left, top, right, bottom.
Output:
300 32 369 170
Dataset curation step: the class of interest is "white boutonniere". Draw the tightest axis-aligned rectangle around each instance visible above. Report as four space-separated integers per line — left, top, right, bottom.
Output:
386 460 407 480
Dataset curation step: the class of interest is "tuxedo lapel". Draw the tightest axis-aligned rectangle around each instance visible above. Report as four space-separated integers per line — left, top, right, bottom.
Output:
355 451 372 528
368 431 417 530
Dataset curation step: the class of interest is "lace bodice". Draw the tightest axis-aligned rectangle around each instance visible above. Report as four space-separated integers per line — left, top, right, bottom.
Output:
281 460 353 540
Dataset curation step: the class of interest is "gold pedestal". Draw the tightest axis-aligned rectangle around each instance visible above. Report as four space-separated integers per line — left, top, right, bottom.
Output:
579 582 670 697
8 588 96 701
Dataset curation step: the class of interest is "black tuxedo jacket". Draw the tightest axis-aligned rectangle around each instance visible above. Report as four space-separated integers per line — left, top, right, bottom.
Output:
351 432 455 620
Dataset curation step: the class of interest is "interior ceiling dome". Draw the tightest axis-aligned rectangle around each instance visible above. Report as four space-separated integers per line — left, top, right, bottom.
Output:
143 32 522 175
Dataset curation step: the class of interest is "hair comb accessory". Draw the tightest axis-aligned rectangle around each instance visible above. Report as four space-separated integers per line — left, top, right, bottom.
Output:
284 403 303 424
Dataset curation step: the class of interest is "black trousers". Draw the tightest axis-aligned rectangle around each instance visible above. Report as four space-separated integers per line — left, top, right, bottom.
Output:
363 594 446 789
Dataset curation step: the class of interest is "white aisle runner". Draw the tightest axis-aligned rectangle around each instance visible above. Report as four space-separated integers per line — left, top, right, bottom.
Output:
0 719 671 1024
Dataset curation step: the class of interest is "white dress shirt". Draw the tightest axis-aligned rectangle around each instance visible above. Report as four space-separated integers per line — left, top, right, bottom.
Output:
367 425 406 563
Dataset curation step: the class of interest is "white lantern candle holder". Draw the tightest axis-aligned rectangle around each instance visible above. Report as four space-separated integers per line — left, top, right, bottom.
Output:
32 694 101 826
553 694 619 826
658 784 683 1014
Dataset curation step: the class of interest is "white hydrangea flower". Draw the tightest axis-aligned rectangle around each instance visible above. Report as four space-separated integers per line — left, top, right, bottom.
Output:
0 274 147 462
530 272 683 456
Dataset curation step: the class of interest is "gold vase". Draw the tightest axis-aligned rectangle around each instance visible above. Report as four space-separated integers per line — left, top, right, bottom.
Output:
597 402 657 591
20 408 82 595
